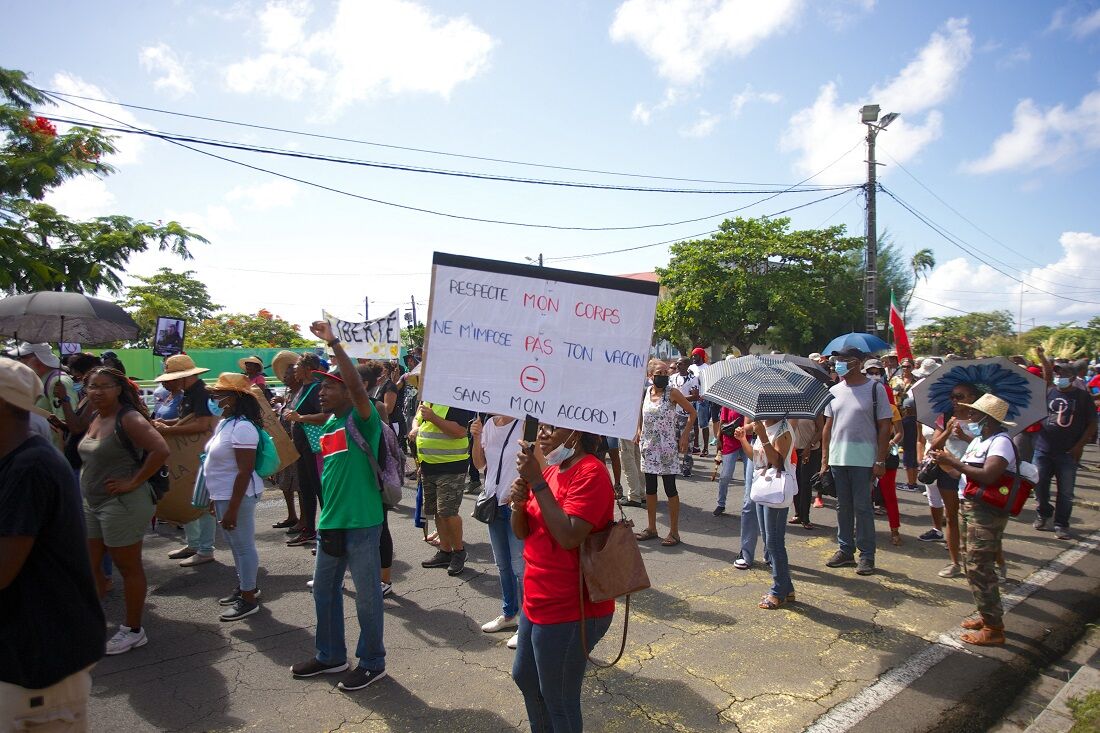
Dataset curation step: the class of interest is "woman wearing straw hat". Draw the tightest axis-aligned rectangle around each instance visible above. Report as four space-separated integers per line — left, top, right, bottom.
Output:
929 394 1018 646
238 356 267 390
204 373 267 621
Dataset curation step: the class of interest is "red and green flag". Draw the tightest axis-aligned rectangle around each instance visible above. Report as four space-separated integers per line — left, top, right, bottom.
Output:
889 290 913 362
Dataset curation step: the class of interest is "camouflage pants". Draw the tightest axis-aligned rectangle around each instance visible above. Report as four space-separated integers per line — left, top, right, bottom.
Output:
962 499 1010 628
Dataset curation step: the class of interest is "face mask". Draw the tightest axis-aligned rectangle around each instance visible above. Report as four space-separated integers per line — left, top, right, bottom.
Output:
966 420 985 436
545 432 576 466
652 374 670 388
867 373 882 383
834 361 850 377
1054 377 1071 389
208 398 225 417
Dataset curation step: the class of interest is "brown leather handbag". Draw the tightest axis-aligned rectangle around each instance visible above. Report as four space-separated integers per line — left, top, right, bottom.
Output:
578 507 651 668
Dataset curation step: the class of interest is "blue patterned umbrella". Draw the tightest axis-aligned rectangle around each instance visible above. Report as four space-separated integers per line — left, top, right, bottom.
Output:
822 332 891 355
909 357 1047 436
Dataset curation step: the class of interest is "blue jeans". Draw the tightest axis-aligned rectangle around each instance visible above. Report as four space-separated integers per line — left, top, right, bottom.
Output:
488 504 525 618
512 614 613 733
184 512 216 555
756 503 793 598
832 466 875 560
313 525 385 671
1034 449 1078 527
213 495 259 592
739 458 760 563
717 450 748 509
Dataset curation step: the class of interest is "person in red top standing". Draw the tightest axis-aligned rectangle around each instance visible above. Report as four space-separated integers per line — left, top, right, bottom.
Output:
510 424 615 733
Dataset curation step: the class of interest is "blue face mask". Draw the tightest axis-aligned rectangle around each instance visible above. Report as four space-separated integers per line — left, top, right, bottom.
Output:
834 361 850 377
966 420 985 436
545 432 576 466
208 398 225 417
1054 376 1071 389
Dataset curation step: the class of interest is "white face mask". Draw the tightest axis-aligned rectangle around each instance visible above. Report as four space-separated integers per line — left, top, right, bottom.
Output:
545 431 577 466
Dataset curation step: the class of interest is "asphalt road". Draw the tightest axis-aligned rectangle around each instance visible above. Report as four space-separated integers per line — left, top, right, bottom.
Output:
88 448 1100 733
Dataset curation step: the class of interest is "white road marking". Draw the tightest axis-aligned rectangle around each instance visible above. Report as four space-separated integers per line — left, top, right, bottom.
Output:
804 530 1100 733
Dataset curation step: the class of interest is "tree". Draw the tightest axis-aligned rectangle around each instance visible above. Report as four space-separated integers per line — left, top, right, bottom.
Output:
120 268 220 347
1 67 206 294
187 310 314 348
910 310 1014 357
654 217 863 355
401 324 425 350
903 248 936 317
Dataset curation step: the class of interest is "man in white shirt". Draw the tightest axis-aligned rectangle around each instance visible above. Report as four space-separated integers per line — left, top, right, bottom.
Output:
670 358 699 477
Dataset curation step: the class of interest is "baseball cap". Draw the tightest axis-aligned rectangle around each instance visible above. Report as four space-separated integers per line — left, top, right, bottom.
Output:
1053 363 1077 376
808 352 822 361
6 342 60 369
0 359 51 416
691 347 707 361
314 366 345 384
831 347 866 358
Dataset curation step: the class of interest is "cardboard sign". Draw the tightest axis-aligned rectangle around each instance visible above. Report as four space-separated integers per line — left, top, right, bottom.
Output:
323 309 401 359
156 422 210 524
59 342 81 355
153 316 186 358
250 385 300 472
421 253 660 439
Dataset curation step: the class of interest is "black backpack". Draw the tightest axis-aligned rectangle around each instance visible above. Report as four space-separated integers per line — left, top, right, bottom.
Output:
115 408 171 502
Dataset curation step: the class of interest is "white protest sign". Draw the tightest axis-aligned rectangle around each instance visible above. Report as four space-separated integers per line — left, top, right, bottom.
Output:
420 253 659 439
323 309 401 359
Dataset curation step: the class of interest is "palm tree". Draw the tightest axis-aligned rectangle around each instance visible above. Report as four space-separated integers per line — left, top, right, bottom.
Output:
903 248 936 317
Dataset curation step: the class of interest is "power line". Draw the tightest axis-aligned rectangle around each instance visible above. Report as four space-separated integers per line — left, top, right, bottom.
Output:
42 88 862 189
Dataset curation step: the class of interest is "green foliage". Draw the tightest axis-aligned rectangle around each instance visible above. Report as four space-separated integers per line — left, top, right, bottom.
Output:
187 310 313 349
1068 690 1100 733
401 323 425 349
904 248 936 316
977 334 1024 357
654 217 863 355
120 268 220 347
910 311 1015 357
1 66 205 294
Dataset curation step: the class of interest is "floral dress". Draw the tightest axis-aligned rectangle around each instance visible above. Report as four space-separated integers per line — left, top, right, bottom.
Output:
641 387 679 475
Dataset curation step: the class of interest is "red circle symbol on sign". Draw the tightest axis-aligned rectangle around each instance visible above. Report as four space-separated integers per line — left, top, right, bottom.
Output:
520 365 546 393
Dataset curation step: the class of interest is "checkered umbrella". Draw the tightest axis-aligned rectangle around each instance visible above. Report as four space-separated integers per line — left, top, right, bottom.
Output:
746 353 832 384
701 356 833 420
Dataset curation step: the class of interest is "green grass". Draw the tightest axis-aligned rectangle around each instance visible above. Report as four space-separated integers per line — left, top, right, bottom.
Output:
1068 689 1100 733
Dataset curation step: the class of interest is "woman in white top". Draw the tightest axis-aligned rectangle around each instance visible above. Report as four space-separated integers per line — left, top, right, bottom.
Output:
203 373 265 623
470 414 524 649
734 418 795 610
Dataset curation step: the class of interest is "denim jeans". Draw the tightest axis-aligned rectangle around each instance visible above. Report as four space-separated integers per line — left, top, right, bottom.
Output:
184 512 216 554
488 504 525 618
832 466 875 560
739 457 760 563
1034 449 1078 527
313 524 385 671
512 613 613 733
717 450 748 509
756 503 793 598
213 495 259 592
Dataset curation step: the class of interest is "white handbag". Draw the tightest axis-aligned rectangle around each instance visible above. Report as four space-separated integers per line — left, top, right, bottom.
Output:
750 466 797 509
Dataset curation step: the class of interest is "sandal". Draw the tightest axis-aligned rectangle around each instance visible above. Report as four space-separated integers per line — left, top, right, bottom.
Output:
960 617 984 630
890 532 903 547
802 522 815 530
758 594 784 610
635 528 659 541
788 516 802 525
272 518 298 529
960 626 1005 646
661 534 681 547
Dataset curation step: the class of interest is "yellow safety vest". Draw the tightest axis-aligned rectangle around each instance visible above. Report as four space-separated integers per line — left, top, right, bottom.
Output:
415 403 470 465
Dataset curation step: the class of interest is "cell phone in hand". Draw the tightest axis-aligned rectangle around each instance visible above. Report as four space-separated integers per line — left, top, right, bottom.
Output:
523 415 539 451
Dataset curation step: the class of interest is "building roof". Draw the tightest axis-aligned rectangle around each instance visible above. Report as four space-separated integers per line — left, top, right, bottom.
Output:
617 271 659 282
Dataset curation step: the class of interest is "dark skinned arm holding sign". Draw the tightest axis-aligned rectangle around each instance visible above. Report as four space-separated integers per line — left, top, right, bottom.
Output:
309 321 374 421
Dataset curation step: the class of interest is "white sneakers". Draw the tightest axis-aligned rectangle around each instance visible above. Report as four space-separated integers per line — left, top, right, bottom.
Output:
481 615 518 633
506 632 519 649
106 625 147 655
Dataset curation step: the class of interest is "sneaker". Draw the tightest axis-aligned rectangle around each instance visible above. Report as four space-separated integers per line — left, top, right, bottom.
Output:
873 506 886 516
338 666 387 691
422 550 453 568
105 625 148 655
219 588 262 606
733 557 751 570
381 581 392 597
287 532 317 547
998 564 1008 583
618 499 643 508
1054 525 1071 540
167 546 197 560
481 614 518 633
825 551 856 568
465 480 482 496
506 632 519 649
813 497 825 509
447 548 468 576
179 553 214 567
291 658 349 678
855 557 875 576
938 563 963 578
1033 517 1049 531
918 528 945 542
220 598 260 622
713 506 725 516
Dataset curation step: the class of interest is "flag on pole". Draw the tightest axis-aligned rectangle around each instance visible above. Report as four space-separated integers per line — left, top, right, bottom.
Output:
889 290 914 362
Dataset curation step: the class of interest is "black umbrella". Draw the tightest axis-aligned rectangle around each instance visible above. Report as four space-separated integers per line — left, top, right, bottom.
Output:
748 353 832 384
0 292 139 344
701 355 833 420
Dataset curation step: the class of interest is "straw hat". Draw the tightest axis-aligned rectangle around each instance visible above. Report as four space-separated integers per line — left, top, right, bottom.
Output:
207 372 258 396
958 394 1016 427
154 354 209 382
0 360 52 417
271 351 299 382
238 355 264 372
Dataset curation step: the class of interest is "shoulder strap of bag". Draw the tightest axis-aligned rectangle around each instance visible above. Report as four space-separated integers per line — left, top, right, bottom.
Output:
493 420 519 488
578 546 631 670
293 382 318 411
114 407 145 468
345 409 387 492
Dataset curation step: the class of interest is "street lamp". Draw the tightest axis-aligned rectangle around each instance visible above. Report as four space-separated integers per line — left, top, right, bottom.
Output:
859 104 898 337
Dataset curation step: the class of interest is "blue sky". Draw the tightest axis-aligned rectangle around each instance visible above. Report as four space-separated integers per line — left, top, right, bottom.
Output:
6 0 1100 337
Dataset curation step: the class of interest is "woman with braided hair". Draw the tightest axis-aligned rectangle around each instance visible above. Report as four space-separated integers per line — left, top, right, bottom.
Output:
79 367 170 655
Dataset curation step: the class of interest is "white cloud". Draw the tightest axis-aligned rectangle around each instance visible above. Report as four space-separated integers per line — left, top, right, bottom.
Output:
48 73 149 166
44 177 117 219
1051 5 1100 37
963 88 1100 174
224 0 495 117
631 87 687 124
610 0 802 85
139 43 194 97
680 110 721 138
1075 8 1100 36
730 84 781 118
996 45 1031 69
913 231 1100 326
781 17 972 184
226 179 300 210
164 205 236 240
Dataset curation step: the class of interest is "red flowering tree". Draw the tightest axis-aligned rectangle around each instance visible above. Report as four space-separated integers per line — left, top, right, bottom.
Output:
187 311 314 348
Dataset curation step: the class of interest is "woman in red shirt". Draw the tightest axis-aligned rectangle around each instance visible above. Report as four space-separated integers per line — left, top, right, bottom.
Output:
510 424 615 733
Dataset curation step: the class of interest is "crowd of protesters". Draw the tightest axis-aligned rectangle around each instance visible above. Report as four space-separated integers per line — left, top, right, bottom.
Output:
1 334 1097 731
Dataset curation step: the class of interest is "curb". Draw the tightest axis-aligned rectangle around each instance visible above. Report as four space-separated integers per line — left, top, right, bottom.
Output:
1023 651 1100 733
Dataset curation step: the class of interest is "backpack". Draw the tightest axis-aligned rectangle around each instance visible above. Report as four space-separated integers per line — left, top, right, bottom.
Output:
222 418 280 478
345 408 405 509
115 408 171 502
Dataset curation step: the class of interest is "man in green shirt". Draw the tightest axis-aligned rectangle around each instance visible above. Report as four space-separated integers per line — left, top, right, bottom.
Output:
291 321 387 693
